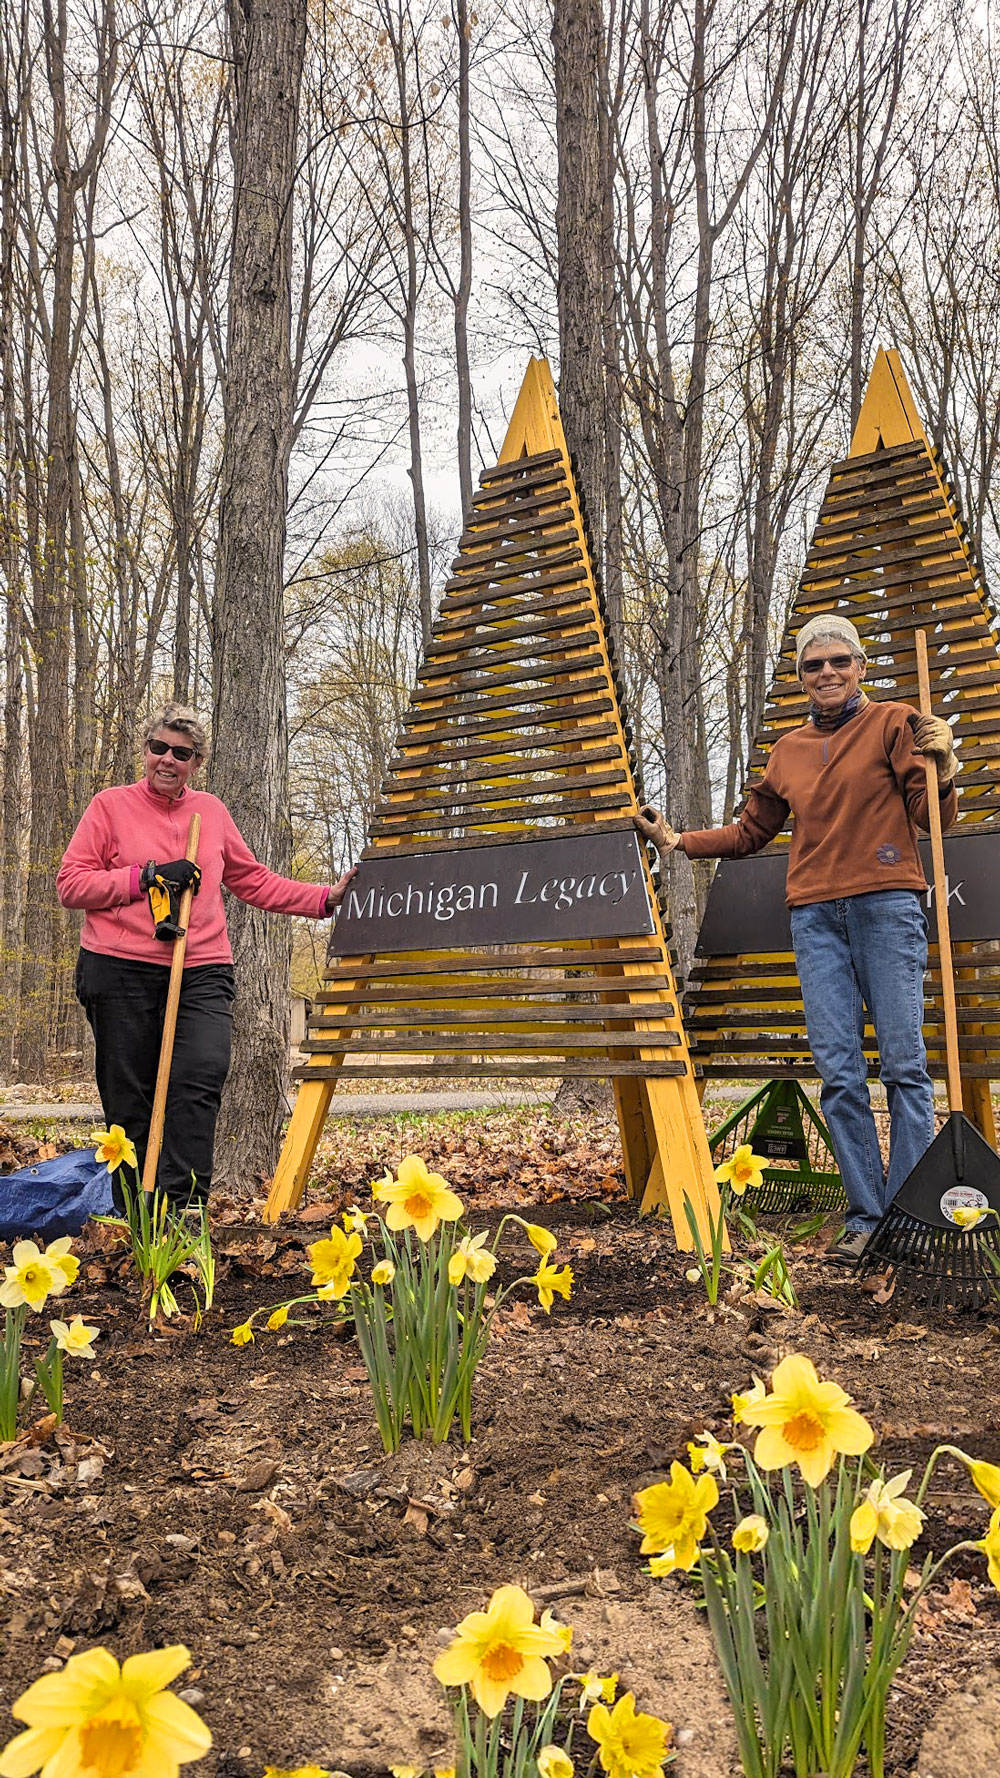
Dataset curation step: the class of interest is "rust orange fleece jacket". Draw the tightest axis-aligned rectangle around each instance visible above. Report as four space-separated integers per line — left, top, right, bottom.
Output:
57 779 331 966
680 699 958 907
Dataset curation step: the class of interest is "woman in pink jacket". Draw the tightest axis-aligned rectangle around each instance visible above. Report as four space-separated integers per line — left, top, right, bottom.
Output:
57 703 355 1205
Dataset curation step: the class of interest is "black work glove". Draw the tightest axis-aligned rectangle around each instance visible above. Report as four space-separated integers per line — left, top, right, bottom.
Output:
141 857 201 894
140 859 201 942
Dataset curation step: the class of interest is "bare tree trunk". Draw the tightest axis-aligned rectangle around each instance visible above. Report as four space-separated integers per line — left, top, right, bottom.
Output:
453 0 473 516
0 6 26 1071
552 0 608 568
18 0 117 1077
210 0 307 1191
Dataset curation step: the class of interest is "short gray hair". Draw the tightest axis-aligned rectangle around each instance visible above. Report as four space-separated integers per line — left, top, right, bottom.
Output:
142 702 209 761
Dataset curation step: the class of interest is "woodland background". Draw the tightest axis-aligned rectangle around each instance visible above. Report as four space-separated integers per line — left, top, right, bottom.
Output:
2 0 999 1184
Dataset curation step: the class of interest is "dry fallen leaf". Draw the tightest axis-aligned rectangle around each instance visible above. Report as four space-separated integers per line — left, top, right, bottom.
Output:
235 1457 281 1494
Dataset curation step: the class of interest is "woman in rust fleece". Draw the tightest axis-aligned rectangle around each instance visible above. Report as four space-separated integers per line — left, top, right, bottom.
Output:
635 615 958 1264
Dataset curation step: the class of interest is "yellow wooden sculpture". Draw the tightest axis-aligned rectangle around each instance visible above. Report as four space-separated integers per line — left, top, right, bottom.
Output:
687 348 1000 1141
265 357 721 1244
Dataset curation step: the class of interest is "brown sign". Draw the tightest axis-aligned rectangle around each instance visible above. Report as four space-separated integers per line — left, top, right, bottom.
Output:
331 830 655 954
696 829 1000 955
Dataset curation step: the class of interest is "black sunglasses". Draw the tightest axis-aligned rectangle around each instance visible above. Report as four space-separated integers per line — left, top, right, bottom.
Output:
147 738 196 762
800 654 856 675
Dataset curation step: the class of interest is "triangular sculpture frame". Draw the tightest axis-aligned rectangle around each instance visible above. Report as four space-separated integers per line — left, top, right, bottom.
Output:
686 348 1000 1144
265 358 721 1245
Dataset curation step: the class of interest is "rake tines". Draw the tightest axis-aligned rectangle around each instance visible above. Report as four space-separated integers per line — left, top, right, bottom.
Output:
858 1209 1000 1312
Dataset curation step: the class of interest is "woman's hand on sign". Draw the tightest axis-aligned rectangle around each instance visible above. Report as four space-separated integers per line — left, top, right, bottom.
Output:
633 806 682 854
325 866 359 914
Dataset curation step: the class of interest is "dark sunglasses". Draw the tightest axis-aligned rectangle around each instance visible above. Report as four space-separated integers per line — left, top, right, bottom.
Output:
800 654 856 675
147 738 196 762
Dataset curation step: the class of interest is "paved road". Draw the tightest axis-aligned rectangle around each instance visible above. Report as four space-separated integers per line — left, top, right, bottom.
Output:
0 1081 948 1122
0 1091 554 1122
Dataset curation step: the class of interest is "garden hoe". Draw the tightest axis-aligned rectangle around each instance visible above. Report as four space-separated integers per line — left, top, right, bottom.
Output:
141 813 201 1194
857 631 1000 1308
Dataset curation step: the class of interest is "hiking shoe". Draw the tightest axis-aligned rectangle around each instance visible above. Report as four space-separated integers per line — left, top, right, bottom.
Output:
826 1227 871 1266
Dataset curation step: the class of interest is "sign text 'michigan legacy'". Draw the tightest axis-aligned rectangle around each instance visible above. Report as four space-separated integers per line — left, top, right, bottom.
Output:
331 830 655 954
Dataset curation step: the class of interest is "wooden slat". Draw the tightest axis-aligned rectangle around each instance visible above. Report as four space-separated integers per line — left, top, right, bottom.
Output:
439 563 588 613
316 980 674 1007
323 944 664 979
304 1031 682 1052
429 586 595 640
361 816 637 859
389 722 621 772
418 629 600 681
444 546 584 597
294 1061 687 1079
458 508 576 552
411 650 603 701
380 770 627 815
396 696 615 748
384 742 622 793
804 514 967 561
310 1002 678 1028
370 789 629 834
477 446 563 482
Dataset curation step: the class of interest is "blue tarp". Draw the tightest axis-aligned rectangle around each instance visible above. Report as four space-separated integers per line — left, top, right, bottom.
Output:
0 1149 115 1243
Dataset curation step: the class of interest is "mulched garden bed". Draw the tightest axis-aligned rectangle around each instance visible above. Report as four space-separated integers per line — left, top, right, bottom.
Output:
2 1107 1000 1777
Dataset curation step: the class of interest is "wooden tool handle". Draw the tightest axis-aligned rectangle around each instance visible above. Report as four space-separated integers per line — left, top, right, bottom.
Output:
142 812 202 1193
915 630 962 1113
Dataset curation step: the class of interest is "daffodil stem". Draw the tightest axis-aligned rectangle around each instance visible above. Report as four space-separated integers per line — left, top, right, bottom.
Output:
0 1306 26 1441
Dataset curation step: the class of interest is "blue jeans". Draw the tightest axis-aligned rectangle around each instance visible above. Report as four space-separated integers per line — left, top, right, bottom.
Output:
789 891 934 1232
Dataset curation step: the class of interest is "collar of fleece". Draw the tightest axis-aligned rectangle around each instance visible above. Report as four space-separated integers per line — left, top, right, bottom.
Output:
809 689 868 732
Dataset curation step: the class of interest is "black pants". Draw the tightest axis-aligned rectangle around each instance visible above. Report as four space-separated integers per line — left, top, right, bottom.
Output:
75 949 235 1203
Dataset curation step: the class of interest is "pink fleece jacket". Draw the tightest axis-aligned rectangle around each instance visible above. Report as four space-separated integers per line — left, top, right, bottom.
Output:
57 779 331 967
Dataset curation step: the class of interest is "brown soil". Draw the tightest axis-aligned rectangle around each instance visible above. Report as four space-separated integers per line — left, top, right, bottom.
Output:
2 1110 1000 1778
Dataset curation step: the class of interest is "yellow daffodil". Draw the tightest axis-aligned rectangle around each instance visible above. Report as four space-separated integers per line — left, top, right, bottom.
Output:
732 1515 769 1554
537 1749 574 1778
634 1462 718 1571
43 1237 79 1292
231 1321 254 1346
373 1156 464 1241
342 1206 369 1236
955 1452 1000 1510
432 1583 566 1717
731 1376 766 1422
979 1506 1000 1592
91 1124 138 1174
264 1767 332 1778
520 1220 558 1258
266 1305 290 1331
686 1431 729 1480
448 1232 497 1286
713 1143 766 1196
50 1316 99 1359
540 1608 573 1652
433 1767 455 1778
951 1205 989 1229
849 1472 925 1555
573 1672 618 1710
388 1768 421 1778
0 1242 59 1313
0 1644 211 1778
371 1259 396 1287
307 1225 363 1297
586 1692 672 1778
737 1353 874 1487
533 1260 573 1314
